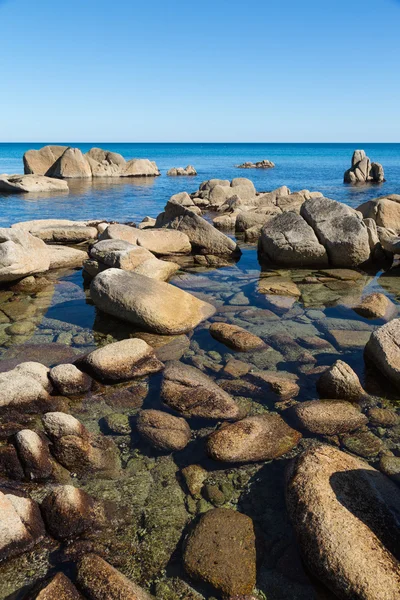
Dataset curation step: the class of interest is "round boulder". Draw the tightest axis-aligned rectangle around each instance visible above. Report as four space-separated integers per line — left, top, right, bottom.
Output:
209 322 265 351
136 410 191 452
290 399 368 435
50 364 92 396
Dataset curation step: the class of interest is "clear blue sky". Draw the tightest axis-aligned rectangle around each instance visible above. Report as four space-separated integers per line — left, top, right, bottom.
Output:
0 0 399 142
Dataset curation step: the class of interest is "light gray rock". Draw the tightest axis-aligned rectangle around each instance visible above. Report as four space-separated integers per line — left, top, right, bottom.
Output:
0 174 69 194
167 165 197 176
0 492 45 561
364 318 400 390
86 147 126 177
90 268 216 334
316 359 366 401
0 227 50 281
358 195 400 234
0 365 50 410
344 149 385 183
41 485 100 540
90 239 153 270
48 246 88 269
122 158 160 177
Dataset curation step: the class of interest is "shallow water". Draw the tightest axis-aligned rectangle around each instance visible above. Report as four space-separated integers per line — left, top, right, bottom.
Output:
0 144 400 599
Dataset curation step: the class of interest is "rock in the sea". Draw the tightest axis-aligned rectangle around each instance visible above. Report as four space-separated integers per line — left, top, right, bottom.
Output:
206 414 301 463
0 491 45 561
132 257 179 281
23 145 68 176
316 359 366 402
35 572 84 599
14 429 53 481
364 318 400 390
136 409 191 451
286 444 400 599
90 269 216 334
47 147 92 179
358 194 400 233
41 485 100 540
183 508 256 597
161 361 240 420
167 165 197 176
300 197 371 267
156 202 240 256
90 239 153 270
353 292 396 320
77 553 154 600
100 224 192 255
50 363 92 396
236 159 275 169
344 149 385 184
209 322 265 351
85 147 126 177
260 212 328 267
48 246 88 270
0 228 50 282
79 338 164 382
290 399 368 435
0 174 69 193
122 158 160 177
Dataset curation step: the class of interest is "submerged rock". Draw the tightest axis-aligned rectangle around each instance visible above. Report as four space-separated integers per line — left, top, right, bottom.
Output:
136 409 191 451
353 292 396 320
183 508 256 597
290 399 368 435
364 318 400 390
79 338 164 382
206 414 302 463
41 485 101 540
0 491 45 562
161 361 241 420
35 572 84 599
209 322 265 351
286 445 400 599
90 269 216 335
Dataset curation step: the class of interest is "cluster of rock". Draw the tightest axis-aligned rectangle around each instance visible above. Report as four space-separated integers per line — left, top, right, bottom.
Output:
236 159 275 169
167 165 197 176
344 149 385 184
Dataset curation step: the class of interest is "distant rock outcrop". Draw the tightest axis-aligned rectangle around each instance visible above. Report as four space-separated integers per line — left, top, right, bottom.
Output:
344 149 385 184
23 145 160 179
0 174 69 194
236 159 275 169
167 165 197 176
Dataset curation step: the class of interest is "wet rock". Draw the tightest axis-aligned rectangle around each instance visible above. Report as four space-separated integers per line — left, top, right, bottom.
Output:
79 338 164 382
291 400 367 435
35 572 84 599
379 455 400 483
77 553 154 599
90 269 216 335
50 364 92 396
136 409 191 451
258 276 301 297
0 173 69 193
167 165 197 176
104 413 131 435
248 371 299 400
368 407 399 427
341 431 383 458
183 508 256 597
133 332 190 362
0 491 45 561
0 445 25 480
48 246 88 270
260 212 328 267
221 359 251 379
41 485 101 540
0 228 50 282
161 361 241 420
90 239 153 270
353 292 396 320
286 444 400 599
181 464 208 497
330 329 371 349
209 322 265 351
316 360 366 402
206 414 301 463
14 429 53 480
364 318 400 390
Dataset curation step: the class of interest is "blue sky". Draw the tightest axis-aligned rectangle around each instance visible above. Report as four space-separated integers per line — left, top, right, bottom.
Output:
0 0 399 142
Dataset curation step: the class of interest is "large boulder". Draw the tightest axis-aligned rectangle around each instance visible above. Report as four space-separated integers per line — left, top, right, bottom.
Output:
0 174 69 193
90 269 216 334
122 158 160 177
316 359 366 401
344 149 385 183
85 147 126 177
161 361 241 420
136 409 191 451
47 147 92 179
90 239 153 270
0 491 45 561
100 224 192 255
206 414 301 463
286 444 400 599
156 202 240 257
290 400 368 435
260 212 328 267
209 322 265 351
0 228 50 281
300 197 371 266
364 318 400 390
23 145 68 175
48 246 88 270
358 195 400 233
183 508 256 597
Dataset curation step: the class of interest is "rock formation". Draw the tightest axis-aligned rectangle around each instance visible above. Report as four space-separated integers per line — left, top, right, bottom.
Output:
344 149 385 184
236 159 275 169
167 165 197 176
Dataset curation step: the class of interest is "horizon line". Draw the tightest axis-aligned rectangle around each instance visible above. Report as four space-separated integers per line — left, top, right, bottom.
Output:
0 141 399 145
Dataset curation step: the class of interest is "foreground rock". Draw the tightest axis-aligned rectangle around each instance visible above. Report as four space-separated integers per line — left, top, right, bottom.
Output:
209 322 265 351
290 400 367 435
236 159 275 169
161 361 241 420
90 269 216 334
41 485 101 540
77 553 154 600
50 363 92 395
136 409 191 451
48 246 88 270
0 362 51 411
364 318 400 390
0 174 69 193
100 224 192 255
183 508 256 597
14 429 54 480
286 445 400 599
353 292 396 320
23 145 160 178
35 572 84 599
167 165 197 176
206 414 301 462
358 194 400 233
0 491 45 561
344 149 385 184
0 228 50 282
316 360 366 401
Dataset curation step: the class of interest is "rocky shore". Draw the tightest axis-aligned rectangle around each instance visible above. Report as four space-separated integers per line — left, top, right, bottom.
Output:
0 170 399 600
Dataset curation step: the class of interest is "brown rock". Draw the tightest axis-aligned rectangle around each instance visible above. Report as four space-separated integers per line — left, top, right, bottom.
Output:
0 492 45 561
41 485 101 540
50 364 92 396
209 323 265 351
36 572 84 599
248 371 299 400
136 410 191 451
291 400 367 435
316 359 366 402
14 429 53 481
365 319 400 390
353 293 396 320
181 464 208 497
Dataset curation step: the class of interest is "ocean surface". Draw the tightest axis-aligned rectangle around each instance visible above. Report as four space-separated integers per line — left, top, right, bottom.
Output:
0 143 399 226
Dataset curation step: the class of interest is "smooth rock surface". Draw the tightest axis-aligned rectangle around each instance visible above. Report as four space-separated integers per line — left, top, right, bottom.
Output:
50 363 92 396
209 322 265 351
0 174 69 193
0 228 50 282
316 360 366 401
291 400 368 435
136 409 191 451
364 318 400 390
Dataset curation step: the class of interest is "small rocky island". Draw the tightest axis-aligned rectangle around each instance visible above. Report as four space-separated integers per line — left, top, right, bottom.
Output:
344 149 385 184
236 159 275 169
167 165 197 176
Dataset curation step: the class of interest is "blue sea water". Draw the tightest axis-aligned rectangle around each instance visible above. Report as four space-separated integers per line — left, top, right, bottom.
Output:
0 143 399 226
